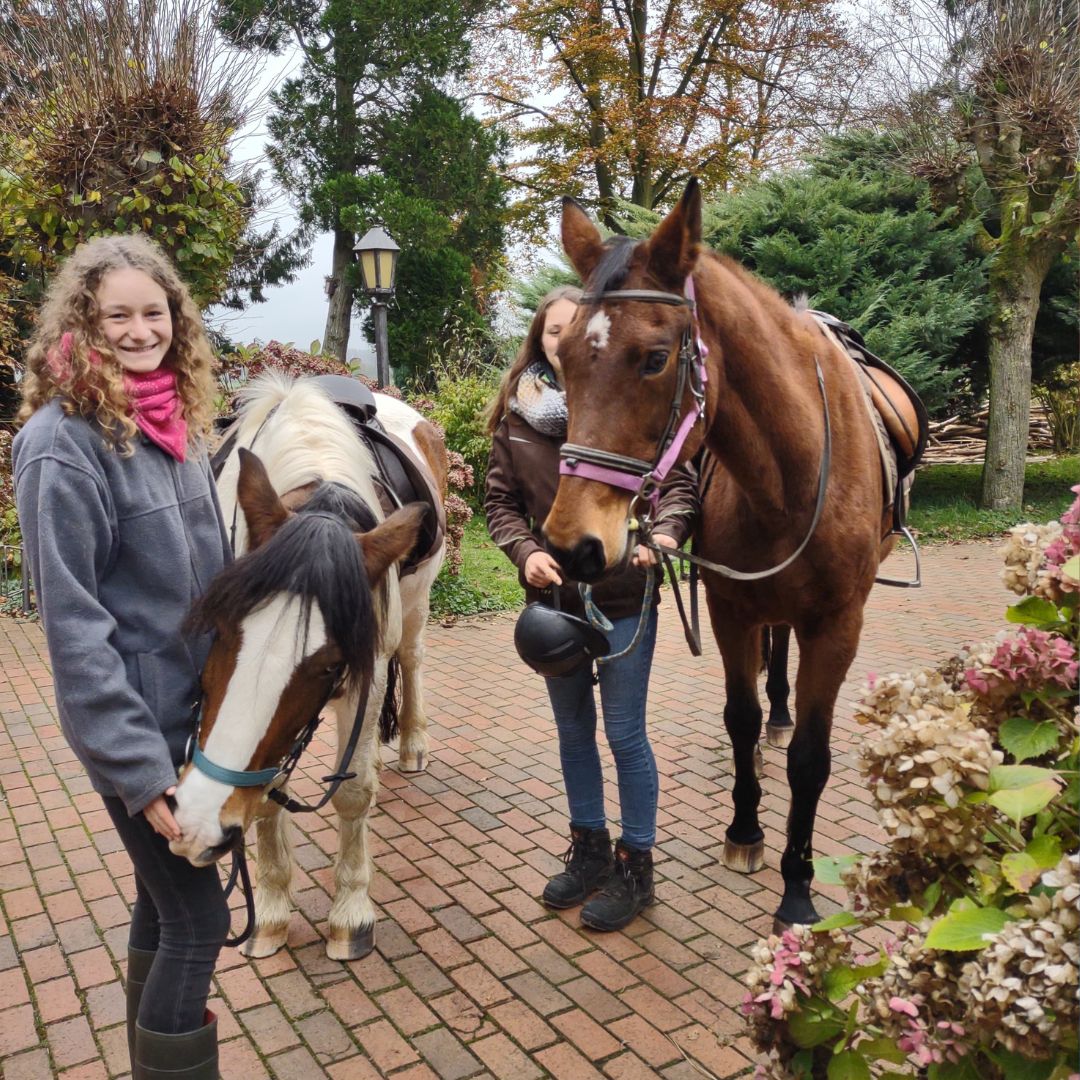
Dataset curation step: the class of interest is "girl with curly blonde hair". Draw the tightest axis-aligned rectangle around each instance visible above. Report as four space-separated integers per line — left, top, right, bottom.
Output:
14 233 231 1079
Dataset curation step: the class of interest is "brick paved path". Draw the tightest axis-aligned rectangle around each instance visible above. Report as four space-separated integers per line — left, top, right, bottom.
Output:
0 541 1009 1079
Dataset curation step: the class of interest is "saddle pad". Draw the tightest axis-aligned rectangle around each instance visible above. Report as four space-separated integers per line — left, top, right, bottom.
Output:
809 311 929 480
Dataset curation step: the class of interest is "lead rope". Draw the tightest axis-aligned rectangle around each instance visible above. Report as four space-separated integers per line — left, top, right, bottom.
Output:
579 564 656 666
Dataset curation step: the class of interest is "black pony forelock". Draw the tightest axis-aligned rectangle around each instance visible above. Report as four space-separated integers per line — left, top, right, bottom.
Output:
585 236 639 299
188 482 381 693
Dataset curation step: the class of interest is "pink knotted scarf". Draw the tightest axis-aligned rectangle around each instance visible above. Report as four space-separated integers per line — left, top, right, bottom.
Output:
124 367 187 463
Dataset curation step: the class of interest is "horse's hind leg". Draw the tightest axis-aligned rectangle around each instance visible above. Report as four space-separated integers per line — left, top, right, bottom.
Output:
326 672 384 960
764 624 794 748
396 568 437 773
776 611 862 929
238 803 294 959
711 611 766 874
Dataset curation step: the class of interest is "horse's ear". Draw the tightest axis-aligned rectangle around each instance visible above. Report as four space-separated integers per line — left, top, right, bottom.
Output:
236 448 289 550
644 178 702 289
357 503 427 587
561 197 603 283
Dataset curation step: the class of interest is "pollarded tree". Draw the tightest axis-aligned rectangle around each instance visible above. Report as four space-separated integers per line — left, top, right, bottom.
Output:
0 0 276 309
470 0 858 233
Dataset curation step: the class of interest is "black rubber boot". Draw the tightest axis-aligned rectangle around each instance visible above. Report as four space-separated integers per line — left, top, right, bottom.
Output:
126 947 157 1069
542 825 614 909
580 840 655 931
133 1010 218 1079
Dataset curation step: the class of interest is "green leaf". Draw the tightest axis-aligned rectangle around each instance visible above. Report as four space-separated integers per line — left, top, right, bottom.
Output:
309 339 322 356
999 718 1061 763
1062 555 1079 584
1006 595 1061 626
813 853 860 885
987 1047 1056 1080
812 911 860 931
1001 852 1041 892
887 904 924 923
989 779 1061 823
922 880 942 913
141 150 163 164
990 765 1059 790
1025 834 1062 868
828 1051 871 1080
923 906 1010 951
824 955 889 1002
856 1037 906 1064
929 1057 986 1080
787 1006 844 1048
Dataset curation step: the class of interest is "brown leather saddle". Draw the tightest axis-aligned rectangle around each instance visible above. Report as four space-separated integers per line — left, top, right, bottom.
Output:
211 374 445 576
810 311 928 483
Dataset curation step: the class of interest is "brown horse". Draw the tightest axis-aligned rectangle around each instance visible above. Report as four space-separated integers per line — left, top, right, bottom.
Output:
543 180 903 927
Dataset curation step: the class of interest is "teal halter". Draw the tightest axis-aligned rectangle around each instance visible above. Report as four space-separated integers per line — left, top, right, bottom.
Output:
190 743 281 788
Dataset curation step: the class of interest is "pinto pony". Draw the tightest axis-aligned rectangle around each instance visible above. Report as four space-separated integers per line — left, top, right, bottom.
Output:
544 181 904 928
170 374 445 959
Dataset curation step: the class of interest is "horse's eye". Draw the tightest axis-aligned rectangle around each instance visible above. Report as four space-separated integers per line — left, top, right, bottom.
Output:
643 349 669 375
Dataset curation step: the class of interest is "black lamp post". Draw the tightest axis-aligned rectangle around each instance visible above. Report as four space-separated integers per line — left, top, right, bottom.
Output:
354 225 400 387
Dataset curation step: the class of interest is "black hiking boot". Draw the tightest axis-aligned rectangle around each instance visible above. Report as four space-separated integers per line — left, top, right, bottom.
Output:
579 840 655 931
542 825 614 909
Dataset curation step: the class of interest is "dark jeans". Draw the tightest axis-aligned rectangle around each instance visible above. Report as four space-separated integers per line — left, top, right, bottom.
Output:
103 797 230 1034
545 609 660 849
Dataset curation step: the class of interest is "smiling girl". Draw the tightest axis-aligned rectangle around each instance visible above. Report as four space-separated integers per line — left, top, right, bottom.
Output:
13 234 231 1078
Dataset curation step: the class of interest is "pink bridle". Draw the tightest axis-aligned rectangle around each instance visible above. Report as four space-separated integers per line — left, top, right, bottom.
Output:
558 276 709 515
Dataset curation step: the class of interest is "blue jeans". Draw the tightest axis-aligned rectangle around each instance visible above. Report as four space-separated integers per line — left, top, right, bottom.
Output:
545 609 659 850
103 797 230 1034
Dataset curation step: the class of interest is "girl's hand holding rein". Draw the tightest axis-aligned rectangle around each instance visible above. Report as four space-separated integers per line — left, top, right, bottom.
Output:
144 786 181 842
525 550 564 588
632 532 678 568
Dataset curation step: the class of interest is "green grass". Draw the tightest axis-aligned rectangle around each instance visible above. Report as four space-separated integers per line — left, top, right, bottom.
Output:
430 513 524 618
430 456 1079 618
908 456 1078 544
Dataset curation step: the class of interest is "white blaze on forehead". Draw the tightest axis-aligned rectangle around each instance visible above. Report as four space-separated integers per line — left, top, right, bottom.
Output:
586 310 612 351
173 594 328 841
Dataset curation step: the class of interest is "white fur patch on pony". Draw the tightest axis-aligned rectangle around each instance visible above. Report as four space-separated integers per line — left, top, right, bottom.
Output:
172 595 327 855
586 310 612 351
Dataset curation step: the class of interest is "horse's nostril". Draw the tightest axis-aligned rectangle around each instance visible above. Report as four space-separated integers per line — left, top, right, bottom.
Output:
221 824 243 853
548 536 607 583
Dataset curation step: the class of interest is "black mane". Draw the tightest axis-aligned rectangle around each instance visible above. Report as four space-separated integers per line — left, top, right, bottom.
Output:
188 482 381 692
586 236 638 298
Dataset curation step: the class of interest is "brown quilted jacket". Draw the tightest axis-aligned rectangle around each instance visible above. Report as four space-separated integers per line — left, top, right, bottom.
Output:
485 410 697 620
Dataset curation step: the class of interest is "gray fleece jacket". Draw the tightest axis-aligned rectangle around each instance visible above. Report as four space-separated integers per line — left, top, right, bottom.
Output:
13 400 231 816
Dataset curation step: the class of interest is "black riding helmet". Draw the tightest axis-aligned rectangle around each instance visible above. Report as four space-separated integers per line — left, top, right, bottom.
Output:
514 595 610 678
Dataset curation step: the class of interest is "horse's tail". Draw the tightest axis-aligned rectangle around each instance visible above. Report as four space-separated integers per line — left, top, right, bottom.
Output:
379 656 400 744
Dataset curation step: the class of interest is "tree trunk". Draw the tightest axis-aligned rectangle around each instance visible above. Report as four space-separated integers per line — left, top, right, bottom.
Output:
322 225 355 365
980 243 1055 510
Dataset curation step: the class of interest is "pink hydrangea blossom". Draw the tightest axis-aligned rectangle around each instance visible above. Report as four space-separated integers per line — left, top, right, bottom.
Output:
965 626 1078 696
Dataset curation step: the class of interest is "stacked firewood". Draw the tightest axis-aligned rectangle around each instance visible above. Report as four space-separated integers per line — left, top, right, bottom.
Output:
922 403 1057 464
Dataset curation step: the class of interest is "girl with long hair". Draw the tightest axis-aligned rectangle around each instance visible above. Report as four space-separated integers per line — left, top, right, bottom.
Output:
14 233 231 1079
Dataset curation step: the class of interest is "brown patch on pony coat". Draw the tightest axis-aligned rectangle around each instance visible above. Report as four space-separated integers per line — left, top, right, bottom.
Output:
411 419 448 500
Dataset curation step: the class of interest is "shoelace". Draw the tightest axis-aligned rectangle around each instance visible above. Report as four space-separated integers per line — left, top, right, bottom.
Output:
600 858 638 899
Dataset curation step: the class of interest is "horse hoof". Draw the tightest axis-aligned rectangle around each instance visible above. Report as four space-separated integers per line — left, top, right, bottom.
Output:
238 927 288 959
753 745 765 779
765 723 794 749
327 924 375 961
724 838 766 874
774 897 820 931
398 749 427 773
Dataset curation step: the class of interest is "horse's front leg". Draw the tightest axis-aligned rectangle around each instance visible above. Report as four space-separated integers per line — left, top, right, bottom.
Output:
238 801 295 959
776 610 862 929
765 624 794 748
395 563 439 772
711 609 767 874
326 667 385 960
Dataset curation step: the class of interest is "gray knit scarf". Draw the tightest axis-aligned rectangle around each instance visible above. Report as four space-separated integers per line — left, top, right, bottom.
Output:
509 361 568 438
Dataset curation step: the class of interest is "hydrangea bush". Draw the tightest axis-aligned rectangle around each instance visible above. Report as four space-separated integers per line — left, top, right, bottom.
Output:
742 487 1080 1080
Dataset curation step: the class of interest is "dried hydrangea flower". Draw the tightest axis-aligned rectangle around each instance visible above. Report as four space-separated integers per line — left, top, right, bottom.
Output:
957 855 1079 1059
857 702 1001 859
